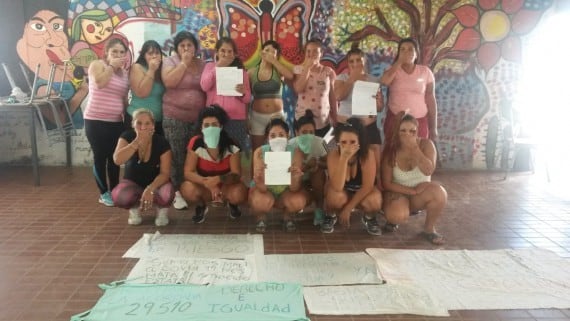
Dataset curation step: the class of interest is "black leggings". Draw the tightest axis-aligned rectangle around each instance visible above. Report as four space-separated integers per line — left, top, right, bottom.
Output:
84 119 124 194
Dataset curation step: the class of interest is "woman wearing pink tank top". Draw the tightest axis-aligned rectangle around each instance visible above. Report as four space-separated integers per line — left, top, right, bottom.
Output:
84 38 130 207
381 38 438 141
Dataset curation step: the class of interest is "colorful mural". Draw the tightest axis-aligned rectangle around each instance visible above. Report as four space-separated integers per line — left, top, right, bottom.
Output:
4 0 555 168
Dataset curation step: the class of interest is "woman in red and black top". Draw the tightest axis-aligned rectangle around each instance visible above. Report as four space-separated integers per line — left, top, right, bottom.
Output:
180 105 248 224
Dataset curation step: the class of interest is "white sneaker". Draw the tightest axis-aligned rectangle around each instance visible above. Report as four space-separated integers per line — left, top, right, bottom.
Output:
173 191 188 210
128 208 142 225
155 208 169 226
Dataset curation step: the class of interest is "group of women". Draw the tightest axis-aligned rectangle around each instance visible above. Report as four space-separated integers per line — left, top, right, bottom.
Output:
84 32 447 245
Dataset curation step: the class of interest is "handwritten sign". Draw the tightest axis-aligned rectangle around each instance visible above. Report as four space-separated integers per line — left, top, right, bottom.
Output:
71 282 309 321
127 256 257 285
366 248 570 310
259 252 382 286
123 234 264 259
303 284 448 316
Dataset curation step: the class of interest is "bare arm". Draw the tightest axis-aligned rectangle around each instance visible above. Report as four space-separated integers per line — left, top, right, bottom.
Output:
272 60 294 81
293 65 311 93
113 137 138 165
425 82 438 140
161 60 187 88
380 62 401 86
326 151 348 192
147 150 172 191
416 138 436 176
289 148 305 192
341 154 375 213
130 64 154 98
328 70 337 125
89 60 114 89
334 77 354 101
252 147 268 192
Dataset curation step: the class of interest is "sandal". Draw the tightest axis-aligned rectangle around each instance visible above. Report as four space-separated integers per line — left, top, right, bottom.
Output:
421 231 446 245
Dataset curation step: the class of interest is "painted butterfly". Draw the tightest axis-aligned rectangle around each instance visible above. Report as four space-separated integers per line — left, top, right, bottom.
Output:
217 0 315 68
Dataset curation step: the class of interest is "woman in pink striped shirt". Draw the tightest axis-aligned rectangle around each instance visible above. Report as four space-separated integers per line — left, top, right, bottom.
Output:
84 38 130 206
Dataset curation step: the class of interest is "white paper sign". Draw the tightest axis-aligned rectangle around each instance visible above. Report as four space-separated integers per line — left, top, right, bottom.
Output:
367 248 570 310
216 67 242 96
264 151 291 185
259 253 382 286
123 234 264 259
351 81 380 116
303 284 448 316
127 256 257 285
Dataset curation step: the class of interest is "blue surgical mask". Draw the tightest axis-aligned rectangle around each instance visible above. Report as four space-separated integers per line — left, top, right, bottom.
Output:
296 134 314 154
203 126 222 148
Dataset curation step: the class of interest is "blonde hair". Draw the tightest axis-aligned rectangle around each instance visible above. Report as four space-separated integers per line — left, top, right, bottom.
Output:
131 108 155 127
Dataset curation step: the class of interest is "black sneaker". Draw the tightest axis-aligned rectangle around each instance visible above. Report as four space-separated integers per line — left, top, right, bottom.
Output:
320 215 337 233
383 222 399 232
362 215 382 236
192 205 208 224
255 220 266 233
228 204 241 219
283 220 296 232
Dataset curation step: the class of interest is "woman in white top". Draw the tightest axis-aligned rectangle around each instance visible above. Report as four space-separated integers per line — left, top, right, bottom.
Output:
381 112 447 245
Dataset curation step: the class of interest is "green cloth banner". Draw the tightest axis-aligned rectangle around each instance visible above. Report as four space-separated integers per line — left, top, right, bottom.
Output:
71 282 309 321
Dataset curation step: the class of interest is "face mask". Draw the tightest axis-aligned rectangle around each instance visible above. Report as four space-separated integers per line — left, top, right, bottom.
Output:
296 134 314 154
269 137 288 152
203 126 222 148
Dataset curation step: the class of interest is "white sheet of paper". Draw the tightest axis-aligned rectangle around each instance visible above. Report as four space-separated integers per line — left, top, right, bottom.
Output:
303 284 448 316
216 67 242 96
351 80 380 116
123 234 264 259
366 248 570 310
322 126 335 144
127 256 257 285
264 151 291 185
258 252 382 286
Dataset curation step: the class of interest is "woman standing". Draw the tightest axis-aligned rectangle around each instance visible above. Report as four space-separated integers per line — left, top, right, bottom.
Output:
161 31 206 210
112 109 173 226
84 38 130 206
200 37 252 152
127 40 165 135
380 38 438 141
248 40 294 151
293 39 337 137
180 105 248 224
381 113 447 245
335 47 383 186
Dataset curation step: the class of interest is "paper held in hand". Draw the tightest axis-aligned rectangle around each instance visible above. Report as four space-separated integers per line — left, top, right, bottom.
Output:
352 80 380 116
264 151 291 185
215 67 243 96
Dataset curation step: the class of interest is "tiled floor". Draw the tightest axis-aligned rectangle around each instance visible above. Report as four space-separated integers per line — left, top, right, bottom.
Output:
0 166 569 321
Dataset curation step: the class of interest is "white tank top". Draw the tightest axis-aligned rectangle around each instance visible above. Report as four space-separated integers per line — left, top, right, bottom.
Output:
392 163 431 188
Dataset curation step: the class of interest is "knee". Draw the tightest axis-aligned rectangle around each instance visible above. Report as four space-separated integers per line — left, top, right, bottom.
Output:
427 184 448 207
362 190 382 212
385 209 409 224
325 190 348 210
283 192 307 213
154 182 174 207
111 181 140 209
224 183 248 205
249 190 274 212
180 181 201 202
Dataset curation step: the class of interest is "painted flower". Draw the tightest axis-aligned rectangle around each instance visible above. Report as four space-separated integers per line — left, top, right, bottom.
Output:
451 0 553 72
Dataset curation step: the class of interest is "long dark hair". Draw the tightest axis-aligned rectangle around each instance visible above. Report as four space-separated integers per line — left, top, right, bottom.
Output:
294 110 316 133
264 117 289 139
383 112 419 166
135 40 163 82
216 37 244 68
334 118 369 160
195 104 237 152
394 37 419 64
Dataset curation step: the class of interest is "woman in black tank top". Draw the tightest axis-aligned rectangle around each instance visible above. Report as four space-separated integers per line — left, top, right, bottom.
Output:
322 118 383 235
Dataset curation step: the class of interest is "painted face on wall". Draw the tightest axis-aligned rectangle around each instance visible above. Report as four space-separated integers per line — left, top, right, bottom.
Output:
16 10 71 80
80 17 113 45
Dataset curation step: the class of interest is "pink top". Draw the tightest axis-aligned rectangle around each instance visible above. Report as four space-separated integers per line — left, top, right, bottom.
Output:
162 55 206 122
295 65 336 129
387 64 434 118
200 62 252 120
84 63 129 122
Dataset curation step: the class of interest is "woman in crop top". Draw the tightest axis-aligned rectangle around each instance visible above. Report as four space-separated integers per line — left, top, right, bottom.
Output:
322 119 382 235
248 41 294 152
381 112 447 245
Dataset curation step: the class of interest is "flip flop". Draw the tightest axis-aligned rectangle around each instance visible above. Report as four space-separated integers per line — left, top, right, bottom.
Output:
421 231 446 245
